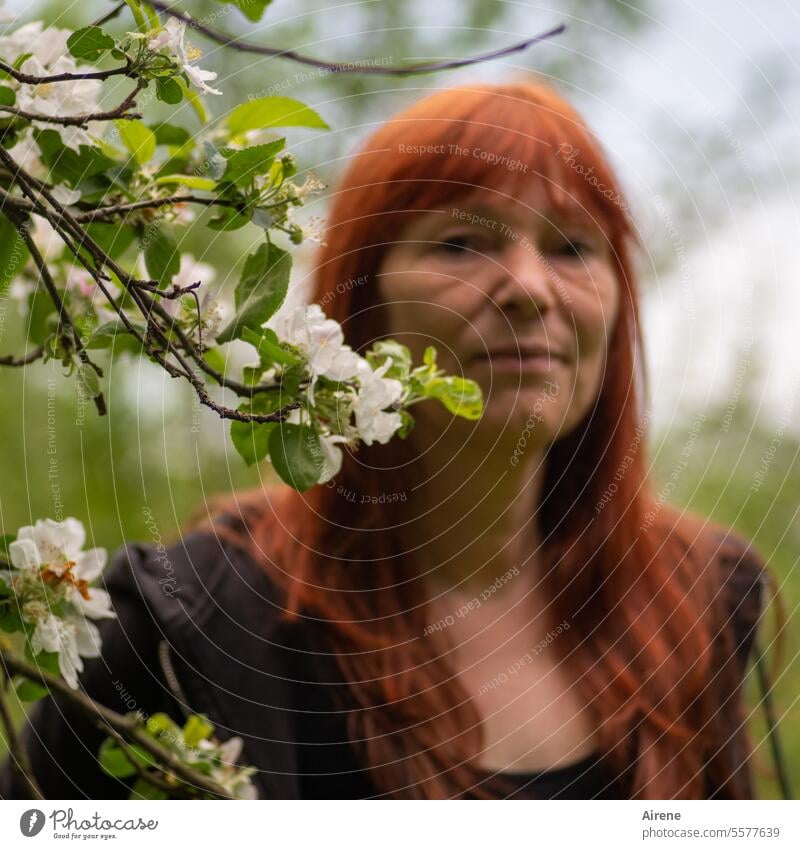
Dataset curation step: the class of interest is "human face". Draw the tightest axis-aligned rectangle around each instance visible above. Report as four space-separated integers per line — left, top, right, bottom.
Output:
374 181 621 447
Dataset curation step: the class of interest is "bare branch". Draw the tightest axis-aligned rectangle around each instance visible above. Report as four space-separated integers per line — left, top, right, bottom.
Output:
0 346 46 367
0 78 147 128
0 58 133 85
0 649 233 799
147 4 566 77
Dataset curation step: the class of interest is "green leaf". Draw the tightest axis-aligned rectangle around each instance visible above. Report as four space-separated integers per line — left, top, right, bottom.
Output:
230 396 279 466
143 225 181 288
15 678 50 702
86 319 146 354
221 140 286 187
130 778 169 800
35 130 115 187
202 140 227 181
268 423 324 491
67 26 115 62
232 0 273 23
0 607 24 634
28 290 60 345
230 390 285 465
76 362 100 396
115 119 156 166
207 205 251 232
146 712 182 742
174 76 208 124
241 326 302 368
366 340 412 381
154 174 216 191
28 649 61 676
99 738 141 778
227 97 329 136
425 376 484 420
0 85 15 106
85 221 136 261
216 242 291 343
183 714 214 748
151 123 191 147
156 76 183 105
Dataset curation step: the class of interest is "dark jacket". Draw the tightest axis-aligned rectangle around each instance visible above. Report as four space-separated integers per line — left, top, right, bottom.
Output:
0 521 767 799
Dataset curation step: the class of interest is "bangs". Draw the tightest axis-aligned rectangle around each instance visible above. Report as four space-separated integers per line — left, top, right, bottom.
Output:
354 83 633 242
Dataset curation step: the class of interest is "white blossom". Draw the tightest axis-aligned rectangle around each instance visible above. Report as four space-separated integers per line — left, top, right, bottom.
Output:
208 736 258 800
7 130 46 178
1 517 115 689
146 19 222 96
0 23 104 151
277 303 362 383
353 357 404 445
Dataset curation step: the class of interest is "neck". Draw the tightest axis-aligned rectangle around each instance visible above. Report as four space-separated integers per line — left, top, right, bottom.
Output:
404 419 549 599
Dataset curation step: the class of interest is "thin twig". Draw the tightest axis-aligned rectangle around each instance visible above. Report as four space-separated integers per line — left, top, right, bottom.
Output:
0 649 232 799
147 3 566 76
92 1 127 29
0 75 146 128
0 346 46 367
0 58 133 85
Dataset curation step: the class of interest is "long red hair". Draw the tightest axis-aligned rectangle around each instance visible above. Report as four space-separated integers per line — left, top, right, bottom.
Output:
204 81 750 798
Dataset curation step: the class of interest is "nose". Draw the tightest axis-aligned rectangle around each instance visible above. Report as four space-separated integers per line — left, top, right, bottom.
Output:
494 240 557 321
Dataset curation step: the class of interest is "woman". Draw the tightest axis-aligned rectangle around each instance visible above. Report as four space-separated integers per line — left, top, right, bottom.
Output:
1 81 767 800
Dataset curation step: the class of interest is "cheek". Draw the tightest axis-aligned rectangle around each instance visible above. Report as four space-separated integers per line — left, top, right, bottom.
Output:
561 272 620 417
376 268 485 372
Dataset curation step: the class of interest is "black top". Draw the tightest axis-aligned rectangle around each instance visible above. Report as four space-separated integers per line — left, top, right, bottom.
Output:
476 752 626 799
0 522 765 800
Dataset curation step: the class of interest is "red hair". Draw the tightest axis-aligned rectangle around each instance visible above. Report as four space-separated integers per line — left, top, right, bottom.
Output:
206 82 751 798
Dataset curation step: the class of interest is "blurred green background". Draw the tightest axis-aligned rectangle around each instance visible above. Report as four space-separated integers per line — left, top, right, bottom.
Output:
0 0 797 799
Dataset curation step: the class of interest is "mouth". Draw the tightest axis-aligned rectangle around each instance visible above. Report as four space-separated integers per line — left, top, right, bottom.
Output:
472 343 568 374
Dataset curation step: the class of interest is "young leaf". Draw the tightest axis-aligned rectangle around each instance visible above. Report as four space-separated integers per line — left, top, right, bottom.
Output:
425 376 484 420
130 778 169 800
183 714 214 748
143 225 181 288
207 205 251 232
216 242 291 343
154 174 216 191
67 26 115 61
232 0 273 23
241 326 302 368
15 678 50 702
0 86 15 106
151 123 191 147
98 738 152 778
230 391 283 466
115 119 156 166
227 96 329 136
156 77 183 105
268 423 324 491
221 140 285 186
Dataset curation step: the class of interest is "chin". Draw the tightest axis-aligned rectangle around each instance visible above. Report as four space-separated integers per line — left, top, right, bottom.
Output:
477 392 562 446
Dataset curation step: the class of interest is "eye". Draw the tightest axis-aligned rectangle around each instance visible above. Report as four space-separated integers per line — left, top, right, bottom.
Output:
551 236 595 259
433 231 483 254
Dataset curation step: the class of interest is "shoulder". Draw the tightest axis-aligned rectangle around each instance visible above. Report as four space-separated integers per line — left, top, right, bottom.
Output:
103 519 285 638
704 522 768 671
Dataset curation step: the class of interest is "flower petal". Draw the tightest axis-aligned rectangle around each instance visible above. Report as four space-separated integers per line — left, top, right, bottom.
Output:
9 538 41 572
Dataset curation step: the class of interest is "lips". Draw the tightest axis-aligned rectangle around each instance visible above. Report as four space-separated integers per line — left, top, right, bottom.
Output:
473 342 568 363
